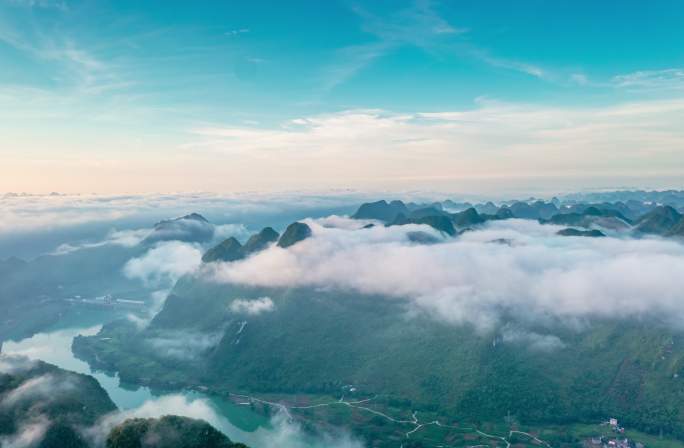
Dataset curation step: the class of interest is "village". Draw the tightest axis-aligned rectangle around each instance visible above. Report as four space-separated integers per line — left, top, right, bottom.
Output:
585 418 645 448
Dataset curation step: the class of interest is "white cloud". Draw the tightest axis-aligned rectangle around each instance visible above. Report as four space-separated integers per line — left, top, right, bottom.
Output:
6 0 67 9
467 49 548 80
209 219 684 331
146 330 224 360
312 215 378 230
0 194 132 237
0 417 50 448
190 98 684 184
86 395 226 448
612 68 684 91
51 228 150 255
570 73 589 86
0 14 122 95
262 410 364 448
1 374 77 408
230 297 275 315
0 192 366 238
0 355 38 374
123 241 202 287
86 394 362 448
319 1 467 91
124 289 173 330
213 223 251 242
225 28 249 36
500 326 566 352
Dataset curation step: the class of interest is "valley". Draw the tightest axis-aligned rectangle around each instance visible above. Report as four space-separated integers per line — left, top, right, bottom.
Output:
66 193 684 447
3 192 684 446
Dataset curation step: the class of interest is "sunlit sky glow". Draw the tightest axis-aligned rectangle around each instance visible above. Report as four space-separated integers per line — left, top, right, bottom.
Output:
1 0 683 194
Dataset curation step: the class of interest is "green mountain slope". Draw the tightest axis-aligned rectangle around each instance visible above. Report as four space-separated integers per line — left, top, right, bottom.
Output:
277 222 311 248
74 275 684 439
635 206 683 235
352 200 409 223
106 416 247 448
557 228 606 237
203 227 280 263
0 355 116 448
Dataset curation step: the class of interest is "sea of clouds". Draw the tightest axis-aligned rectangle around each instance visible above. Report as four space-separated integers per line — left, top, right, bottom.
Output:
0 191 367 259
205 217 684 331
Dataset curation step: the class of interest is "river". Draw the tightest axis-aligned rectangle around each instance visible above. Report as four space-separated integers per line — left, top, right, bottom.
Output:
1 307 350 448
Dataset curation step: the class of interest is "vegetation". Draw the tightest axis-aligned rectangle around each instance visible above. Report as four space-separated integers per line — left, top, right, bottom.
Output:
0 356 116 447
276 222 312 248
351 200 409 222
74 274 684 442
203 228 280 263
69 198 684 445
557 228 606 237
635 206 684 235
106 415 247 448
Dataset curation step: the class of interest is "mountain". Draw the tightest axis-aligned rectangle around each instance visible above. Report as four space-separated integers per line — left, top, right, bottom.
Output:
74 277 684 441
241 227 279 253
202 237 244 263
408 207 450 219
442 200 473 212
544 206 631 231
533 200 560 219
562 202 637 222
494 206 514 220
557 228 606 237
508 201 541 219
667 217 684 237
563 190 684 211
70 206 684 445
452 207 485 227
143 213 214 244
474 201 499 215
415 215 455 235
357 202 500 235
0 355 247 448
406 231 441 244
582 206 631 222
277 222 312 248
106 416 247 448
352 200 409 223
0 355 116 448
388 206 493 235
177 212 209 223
549 211 589 226
203 227 280 263
507 201 558 220
57 197 684 446
390 214 456 236
635 206 683 235
0 242 147 342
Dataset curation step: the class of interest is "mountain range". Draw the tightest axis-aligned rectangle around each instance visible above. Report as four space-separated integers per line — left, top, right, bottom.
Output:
71 195 684 447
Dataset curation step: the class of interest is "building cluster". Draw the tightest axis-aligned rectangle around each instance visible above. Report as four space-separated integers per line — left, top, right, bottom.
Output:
586 419 644 448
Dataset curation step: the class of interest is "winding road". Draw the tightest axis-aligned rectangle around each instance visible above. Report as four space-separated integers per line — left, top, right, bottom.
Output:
228 392 552 447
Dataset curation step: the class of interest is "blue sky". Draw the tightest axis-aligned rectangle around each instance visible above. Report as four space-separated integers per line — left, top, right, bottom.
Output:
1 0 683 193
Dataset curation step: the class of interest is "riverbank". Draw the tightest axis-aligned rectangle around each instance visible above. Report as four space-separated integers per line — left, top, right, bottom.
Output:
0 310 317 447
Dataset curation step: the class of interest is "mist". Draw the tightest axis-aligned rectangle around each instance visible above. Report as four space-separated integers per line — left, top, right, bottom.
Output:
86 395 363 448
209 217 684 331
